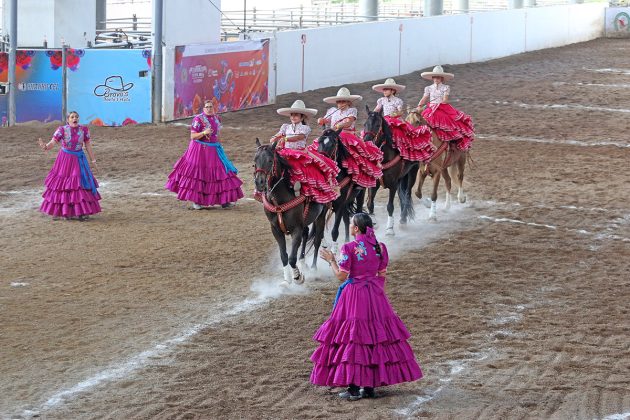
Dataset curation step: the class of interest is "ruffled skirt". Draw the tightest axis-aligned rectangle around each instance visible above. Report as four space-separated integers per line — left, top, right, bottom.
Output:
338 132 383 188
310 278 423 388
422 103 475 151
165 140 244 206
277 148 340 204
385 116 435 162
40 150 101 217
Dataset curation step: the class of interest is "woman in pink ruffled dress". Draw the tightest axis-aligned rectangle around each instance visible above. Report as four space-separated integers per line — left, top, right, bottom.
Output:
312 212 422 400
417 65 475 151
38 111 101 220
166 100 244 209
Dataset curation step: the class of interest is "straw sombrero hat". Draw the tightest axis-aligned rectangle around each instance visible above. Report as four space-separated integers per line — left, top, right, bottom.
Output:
420 65 454 81
372 78 406 93
277 99 317 117
323 87 363 104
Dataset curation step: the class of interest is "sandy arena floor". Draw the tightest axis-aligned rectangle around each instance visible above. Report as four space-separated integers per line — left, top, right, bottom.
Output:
1 38 629 419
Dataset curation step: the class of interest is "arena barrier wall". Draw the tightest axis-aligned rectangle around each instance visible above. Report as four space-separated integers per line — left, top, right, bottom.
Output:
245 2 605 96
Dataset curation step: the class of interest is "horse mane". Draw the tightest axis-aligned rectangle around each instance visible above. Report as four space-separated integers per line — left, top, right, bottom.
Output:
258 144 292 184
380 114 393 147
321 128 350 165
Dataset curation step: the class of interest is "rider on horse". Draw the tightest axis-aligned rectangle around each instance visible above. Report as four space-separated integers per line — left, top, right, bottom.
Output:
371 78 435 163
270 100 340 204
417 65 475 151
316 87 383 188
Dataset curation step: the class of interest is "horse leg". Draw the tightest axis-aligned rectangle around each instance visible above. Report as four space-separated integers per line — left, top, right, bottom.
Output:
311 210 327 270
270 225 291 285
385 187 396 236
342 207 350 243
298 226 309 272
355 189 365 214
367 185 379 215
442 167 452 211
457 154 467 203
331 205 345 254
428 171 441 221
289 229 305 284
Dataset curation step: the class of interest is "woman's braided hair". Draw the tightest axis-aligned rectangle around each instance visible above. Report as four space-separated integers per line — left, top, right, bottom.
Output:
352 212 382 257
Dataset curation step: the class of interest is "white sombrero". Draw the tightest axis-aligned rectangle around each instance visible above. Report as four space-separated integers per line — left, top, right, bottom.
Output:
420 65 454 81
277 99 317 117
372 78 406 93
323 87 363 104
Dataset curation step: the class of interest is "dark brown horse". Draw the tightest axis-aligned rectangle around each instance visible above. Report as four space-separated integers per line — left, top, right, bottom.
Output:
363 106 419 235
406 108 467 221
316 128 364 253
254 139 327 285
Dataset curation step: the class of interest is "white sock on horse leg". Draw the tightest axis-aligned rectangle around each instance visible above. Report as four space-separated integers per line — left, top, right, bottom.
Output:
445 192 452 210
387 216 394 229
429 201 437 220
283 265 293 284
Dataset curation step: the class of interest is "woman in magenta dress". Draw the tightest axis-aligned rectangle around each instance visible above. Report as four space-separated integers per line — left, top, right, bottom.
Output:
38 111 101 220
372 78 434 162
312 212 423 400
166 100 244 209
417 65 475 151
270 99 339 203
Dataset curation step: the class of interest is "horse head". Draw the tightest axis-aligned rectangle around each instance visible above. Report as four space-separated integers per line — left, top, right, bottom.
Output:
254 138 278 193
317 127 343 161
405 105 422 126
364 104 392 148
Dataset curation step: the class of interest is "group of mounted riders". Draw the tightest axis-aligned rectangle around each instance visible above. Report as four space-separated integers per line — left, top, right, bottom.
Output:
253 65 475 285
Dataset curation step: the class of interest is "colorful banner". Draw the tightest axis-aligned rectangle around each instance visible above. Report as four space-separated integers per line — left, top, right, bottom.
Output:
0 50 63 123
173 39 269 118
67 49 152 126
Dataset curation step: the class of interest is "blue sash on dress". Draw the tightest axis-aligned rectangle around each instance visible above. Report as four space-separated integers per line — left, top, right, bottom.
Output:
333 278 353 309
61 148 98 195
194 140 238 174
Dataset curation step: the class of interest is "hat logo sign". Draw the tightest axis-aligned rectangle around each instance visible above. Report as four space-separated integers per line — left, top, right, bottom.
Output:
94 75 134 98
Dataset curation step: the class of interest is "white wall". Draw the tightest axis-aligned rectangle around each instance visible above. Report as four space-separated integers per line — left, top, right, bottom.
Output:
164 2 606 120
264 2 605 96
2 0 94 48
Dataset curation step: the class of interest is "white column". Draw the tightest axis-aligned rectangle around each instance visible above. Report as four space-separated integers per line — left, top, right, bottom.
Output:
424 0 444 16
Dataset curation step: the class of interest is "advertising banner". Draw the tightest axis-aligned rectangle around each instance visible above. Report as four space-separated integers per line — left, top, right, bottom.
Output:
67 49 152 126
0 50 63 124
605 7 630 37
173 39 269 118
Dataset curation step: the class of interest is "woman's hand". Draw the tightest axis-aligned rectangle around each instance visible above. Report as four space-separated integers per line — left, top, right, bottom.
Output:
319 248 335 263
317 117 326 126
202 128 212 136
38 138 48 151
90 161 99 175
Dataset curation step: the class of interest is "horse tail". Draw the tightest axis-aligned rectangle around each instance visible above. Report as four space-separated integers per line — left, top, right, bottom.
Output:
398 173 415 221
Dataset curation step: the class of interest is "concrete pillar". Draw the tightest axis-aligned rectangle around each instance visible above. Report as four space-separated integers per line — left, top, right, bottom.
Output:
508 0 524 9
454 0 469 13
359 0 378 21
525 0 536 7
568 0 584 3
95 0 106 31
424 0 443 17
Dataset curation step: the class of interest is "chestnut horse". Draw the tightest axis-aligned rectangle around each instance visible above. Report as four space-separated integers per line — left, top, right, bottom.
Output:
406 108 467 221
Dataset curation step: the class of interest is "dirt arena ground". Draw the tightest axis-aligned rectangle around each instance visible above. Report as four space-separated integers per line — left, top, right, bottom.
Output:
1 38 629 419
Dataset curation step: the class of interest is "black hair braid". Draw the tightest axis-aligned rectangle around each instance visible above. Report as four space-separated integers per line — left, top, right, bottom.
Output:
352 212 382 257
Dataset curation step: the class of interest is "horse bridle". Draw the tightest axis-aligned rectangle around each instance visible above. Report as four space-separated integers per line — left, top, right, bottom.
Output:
254 146 280 193
363 114 383 145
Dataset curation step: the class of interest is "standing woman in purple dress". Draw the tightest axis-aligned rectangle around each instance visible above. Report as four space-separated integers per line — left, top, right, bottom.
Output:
38 111 101 220
166 100 244 209
311 212 423 400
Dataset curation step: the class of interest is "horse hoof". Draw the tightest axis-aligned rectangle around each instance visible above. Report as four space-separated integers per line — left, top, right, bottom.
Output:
279 280 291 288
428 215 437 222
459 195 467 204
298 258 307 272
294 273 305 285
385 228 395 236
399 219 407 225
421 198 432 208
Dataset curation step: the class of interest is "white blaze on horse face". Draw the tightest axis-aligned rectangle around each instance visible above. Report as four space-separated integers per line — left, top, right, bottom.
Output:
323 137 330 145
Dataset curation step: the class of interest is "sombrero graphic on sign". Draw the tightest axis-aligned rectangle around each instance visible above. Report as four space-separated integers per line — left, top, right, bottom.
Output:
94 75 134 97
